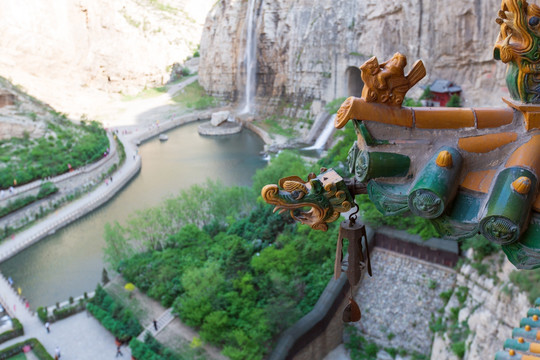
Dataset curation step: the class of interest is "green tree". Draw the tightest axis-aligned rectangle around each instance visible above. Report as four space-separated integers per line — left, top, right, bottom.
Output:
174 261 226 327
102 268 110 284
201 310 230 343
251 150 310 194
103 221 133 269
419 86 433 100
446 94 462 107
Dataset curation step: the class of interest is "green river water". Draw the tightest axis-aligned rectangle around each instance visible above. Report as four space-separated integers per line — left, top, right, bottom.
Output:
0 121 266 308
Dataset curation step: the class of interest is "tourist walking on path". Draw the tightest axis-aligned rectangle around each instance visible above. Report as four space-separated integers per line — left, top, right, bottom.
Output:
45 321 50 333
115 338 123 357
55 346 61 359
153 319 158 331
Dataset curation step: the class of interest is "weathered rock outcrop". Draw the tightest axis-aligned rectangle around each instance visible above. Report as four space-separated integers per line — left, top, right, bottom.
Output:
0 0 214 118
200 0 507 110
430 258 530 360
0 81 48 140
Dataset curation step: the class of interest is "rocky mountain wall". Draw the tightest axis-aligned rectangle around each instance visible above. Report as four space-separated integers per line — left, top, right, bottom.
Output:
0 0 214 117
430 259 530 360
200 0 508 110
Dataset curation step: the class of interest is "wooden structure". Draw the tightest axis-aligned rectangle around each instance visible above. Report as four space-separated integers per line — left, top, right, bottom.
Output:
426 79 462 107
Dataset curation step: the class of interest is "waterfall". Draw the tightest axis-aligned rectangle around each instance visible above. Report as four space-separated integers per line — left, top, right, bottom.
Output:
304 114 337 150
240 0 257 114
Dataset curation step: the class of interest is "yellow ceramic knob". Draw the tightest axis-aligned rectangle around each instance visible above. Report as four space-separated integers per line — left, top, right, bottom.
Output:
509 349 515 356
534 314 539 321
525 325 532 331
436 150 453 168
512 176 532 194
518 337 525 343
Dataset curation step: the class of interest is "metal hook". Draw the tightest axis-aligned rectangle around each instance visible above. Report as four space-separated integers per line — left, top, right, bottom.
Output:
349 203 359 226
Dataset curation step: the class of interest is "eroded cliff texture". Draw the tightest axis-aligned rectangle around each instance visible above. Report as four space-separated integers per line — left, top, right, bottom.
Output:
0 0 214 117
200 0 508 109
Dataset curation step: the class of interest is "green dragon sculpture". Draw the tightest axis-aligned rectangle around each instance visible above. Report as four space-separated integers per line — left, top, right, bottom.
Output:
494 0 540 103
261 169 355 231
261 0 540 270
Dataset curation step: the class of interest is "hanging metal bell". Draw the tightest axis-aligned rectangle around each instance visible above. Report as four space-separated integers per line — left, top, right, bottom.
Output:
342 297 361 322
335 216 372 323
335 219 371 286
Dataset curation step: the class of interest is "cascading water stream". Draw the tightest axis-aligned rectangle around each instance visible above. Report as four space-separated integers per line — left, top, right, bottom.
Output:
304 114 337 150
240 0 257 114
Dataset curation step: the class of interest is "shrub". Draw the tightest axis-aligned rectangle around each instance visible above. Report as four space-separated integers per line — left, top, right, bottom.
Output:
0 318 24 344
446 94 462 107
0 338 52 360
0 119 109 189
52 305 80 321
129 335 179 360
404 97 422 107
0 195 37 218
37 307 48 323
181 67 191 76
461 235 498 261
451 340 466 358
509 268 540 304
87 285 143 341
325 97 347 114
419 86 433 100
102 268 110 284
345 326 379 360
37 182 58 198
439 289 453 305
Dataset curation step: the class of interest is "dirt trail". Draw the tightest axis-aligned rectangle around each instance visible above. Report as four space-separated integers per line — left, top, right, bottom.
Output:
93 75 200 128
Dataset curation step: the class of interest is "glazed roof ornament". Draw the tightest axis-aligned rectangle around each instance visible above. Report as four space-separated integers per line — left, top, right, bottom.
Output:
261 0 540 270
494 297 540 359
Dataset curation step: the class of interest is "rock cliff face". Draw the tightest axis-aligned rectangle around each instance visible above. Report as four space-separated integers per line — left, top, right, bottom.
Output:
200 0 507 110
0 0 214 117
430 258 530 360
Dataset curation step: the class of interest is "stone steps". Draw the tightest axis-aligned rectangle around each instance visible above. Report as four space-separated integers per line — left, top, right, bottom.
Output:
136 308 174 341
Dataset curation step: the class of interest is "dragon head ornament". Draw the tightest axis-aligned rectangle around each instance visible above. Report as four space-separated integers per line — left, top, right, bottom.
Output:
494 0 540 103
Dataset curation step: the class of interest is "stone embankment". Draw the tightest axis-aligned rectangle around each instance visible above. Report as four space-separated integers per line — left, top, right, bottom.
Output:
131 108 225 145
354 249 456 355
198 121 242 135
